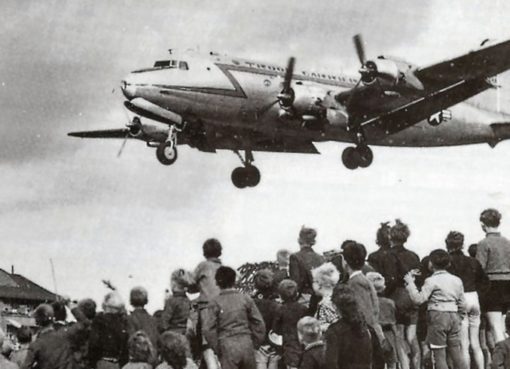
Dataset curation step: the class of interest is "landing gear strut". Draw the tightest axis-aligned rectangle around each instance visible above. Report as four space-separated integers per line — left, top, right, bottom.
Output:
341 127 374 169
156 125 179 165
231 150 261 188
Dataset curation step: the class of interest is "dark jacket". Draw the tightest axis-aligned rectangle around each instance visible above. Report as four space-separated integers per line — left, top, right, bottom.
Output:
368 246 392 275
273 300 308 367
324 320 378 369
493 338 510 369
161 292 191 334
203 289 266 354
88 312 129 368
273 268 290 293
289 247 325 295
299 341 326 369
21 327 74 369
252 291 281 345
127 308 160 351
382 245 421 296
448 250 490 293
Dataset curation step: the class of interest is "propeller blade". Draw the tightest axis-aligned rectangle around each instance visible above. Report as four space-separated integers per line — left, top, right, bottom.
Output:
117 133 129 158
353 34 366 65
282 57 296 92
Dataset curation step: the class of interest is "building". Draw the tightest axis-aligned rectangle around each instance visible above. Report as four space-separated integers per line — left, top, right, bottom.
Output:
0 267 58 336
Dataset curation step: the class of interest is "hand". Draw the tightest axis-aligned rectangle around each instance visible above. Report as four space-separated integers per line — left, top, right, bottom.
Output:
403 271 416 285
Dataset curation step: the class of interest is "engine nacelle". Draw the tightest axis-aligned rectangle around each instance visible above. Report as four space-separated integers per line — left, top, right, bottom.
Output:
281 84 328 119
128 117 143 138
364 56 424 91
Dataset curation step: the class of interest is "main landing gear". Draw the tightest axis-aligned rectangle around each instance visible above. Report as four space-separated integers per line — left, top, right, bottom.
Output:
231 150 261 188
341 129 374 169
156 124 180 165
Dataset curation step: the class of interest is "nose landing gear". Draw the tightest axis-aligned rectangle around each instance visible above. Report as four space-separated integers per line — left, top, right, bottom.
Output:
231 150 261 188
156 125 180 165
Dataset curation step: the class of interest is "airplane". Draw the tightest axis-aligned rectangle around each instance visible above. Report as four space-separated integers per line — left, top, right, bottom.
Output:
69 35 510 188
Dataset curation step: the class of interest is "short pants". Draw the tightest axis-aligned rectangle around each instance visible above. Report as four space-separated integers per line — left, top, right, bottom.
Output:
426 310 462 349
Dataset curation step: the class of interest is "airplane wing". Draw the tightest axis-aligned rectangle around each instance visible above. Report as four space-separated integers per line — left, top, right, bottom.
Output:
68 128 130 139
350 38 510 136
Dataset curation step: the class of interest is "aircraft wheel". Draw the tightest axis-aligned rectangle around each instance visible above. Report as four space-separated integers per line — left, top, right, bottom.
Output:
231 167 248 188
156 142 178 165
245 166 261 187
357 145 373 168
341 147 360 170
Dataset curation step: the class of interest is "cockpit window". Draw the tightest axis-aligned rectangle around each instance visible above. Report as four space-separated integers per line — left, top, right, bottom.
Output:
153 60 179 68
134 60 187 73
179 61 189 70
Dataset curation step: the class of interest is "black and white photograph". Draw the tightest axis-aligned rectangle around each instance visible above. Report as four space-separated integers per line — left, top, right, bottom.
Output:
2 1 510 368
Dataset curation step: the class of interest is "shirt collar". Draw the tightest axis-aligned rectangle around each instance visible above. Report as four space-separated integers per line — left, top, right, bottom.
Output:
449 250 464 256
349 270 363 279
304 341 324 351
487 232 501 237
207 257 222 264
432 270 447 276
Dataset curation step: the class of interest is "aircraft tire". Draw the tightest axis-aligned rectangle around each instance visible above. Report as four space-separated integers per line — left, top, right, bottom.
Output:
357 145 373 168
156 142 178 165
245 166 261 187
231 167 248 188
342 147 360 170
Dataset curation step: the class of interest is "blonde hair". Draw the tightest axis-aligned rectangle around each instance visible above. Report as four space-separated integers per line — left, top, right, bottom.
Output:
170 268 194 291
297 316 321 343
312 262 339 290
102 292 125 313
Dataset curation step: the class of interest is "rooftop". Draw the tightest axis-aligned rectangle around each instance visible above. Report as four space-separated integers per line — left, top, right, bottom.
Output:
0 269 57 302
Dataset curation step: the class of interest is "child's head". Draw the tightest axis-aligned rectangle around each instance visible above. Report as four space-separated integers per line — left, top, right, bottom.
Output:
160 331 189 369
102 292 125 314
366 272 385 294
33 304 54 327
390 219 410 245
342 242 366 272
445 231 464 252
276 249 291 267
278 279 298 302
203 238 222 259
170 268 194 292
376 222 391 248
51 301 67 322
428 249 451 271
130 286 148 308
298 226 317 248
215 266 237 289
297 316 321 345
253 269 274 294
78 298 97 320
128 331 154 363
331 284 365 329
16 326 32 345
480 208 501 230
311 263 339 296
468 244 477 258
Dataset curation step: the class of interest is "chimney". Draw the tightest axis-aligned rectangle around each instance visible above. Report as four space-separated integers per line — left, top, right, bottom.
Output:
11 265 14 274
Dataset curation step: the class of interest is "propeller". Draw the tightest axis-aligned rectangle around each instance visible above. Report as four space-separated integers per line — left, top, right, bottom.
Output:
277 57 296 109
117 107 133 158
353 34 379 84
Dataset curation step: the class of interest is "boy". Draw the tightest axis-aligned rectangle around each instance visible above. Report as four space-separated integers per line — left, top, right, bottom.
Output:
162 269 194 334
203 266 266 369
127 286 159 360
297 317 325 369
273 279 308 369
404 249 468 369
492 314 510 369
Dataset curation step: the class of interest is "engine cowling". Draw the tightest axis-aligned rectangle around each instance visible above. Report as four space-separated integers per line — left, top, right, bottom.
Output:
128 117 143 137
362 56 424 91
279 84 328 120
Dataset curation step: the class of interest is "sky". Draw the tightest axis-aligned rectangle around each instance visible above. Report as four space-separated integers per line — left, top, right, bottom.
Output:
2 0 510 311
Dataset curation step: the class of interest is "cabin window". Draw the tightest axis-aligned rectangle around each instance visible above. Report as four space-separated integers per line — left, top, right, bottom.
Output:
179 61 189 70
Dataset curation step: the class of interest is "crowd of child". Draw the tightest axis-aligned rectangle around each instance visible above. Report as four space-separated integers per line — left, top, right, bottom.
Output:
1 208 510 369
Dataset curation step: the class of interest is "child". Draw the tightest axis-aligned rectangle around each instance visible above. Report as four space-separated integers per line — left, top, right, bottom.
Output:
324 284 379 369
128 287 159 361
273 279 308 369
311 263 340 332
342 242 381 336
492 314 510 369
404 249 468 369
156 331 198 369
203 266 266 369
297 317 325 369
10 325 31 368
252 269 281 369
366 272 399 369
122 331 155 369
162 269 194 334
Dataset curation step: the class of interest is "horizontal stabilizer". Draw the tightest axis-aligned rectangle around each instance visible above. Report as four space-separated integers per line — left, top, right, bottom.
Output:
68 128 130 139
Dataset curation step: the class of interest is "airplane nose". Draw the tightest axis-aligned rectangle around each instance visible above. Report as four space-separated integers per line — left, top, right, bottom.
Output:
120 75 137 100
